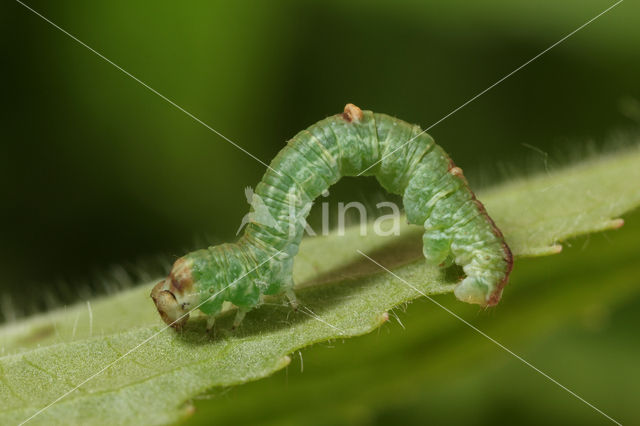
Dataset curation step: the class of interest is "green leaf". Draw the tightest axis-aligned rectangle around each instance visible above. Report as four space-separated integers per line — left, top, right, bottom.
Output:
187 208 640 426
1 147 639 425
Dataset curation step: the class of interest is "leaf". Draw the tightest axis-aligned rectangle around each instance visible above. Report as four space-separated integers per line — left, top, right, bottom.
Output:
187 209 640 426
1 147 639 425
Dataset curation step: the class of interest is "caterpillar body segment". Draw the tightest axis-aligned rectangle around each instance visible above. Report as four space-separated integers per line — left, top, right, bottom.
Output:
151 104 513 329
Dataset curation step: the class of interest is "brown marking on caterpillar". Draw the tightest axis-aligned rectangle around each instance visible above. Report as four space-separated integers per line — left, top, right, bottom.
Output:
168 257 194 295
486 241 513 306
342 103 363 122
467 195 512 307
445 156 513 307
448 159 469 184
482 206 513 307
150 257 196 328
449 166 464 177
150 281 187 328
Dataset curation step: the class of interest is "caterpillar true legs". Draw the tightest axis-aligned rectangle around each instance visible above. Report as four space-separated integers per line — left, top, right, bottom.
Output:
151 104 513 329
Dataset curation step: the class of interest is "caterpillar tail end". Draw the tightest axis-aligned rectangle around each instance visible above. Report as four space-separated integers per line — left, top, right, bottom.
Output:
453 277 504 307
454 251 513 308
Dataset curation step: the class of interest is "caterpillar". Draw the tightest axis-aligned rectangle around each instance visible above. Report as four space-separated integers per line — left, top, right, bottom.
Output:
151 104 513 330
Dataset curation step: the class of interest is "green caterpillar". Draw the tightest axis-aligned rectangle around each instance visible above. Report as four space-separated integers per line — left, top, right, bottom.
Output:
151 104 513 330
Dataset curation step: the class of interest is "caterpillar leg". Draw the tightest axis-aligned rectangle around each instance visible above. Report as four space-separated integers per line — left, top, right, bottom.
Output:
232 308 248 330
422 230 452 266
285 288 298 311
454 276 491 305
206 316 216 333
440 253 456 268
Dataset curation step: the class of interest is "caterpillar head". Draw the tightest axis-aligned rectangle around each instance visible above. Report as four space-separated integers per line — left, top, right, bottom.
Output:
150 257 196 329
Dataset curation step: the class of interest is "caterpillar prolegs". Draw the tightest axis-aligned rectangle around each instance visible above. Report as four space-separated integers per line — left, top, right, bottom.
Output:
151 104 513 329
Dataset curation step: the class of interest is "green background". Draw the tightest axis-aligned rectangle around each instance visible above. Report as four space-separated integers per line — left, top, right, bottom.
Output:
1 1 639 424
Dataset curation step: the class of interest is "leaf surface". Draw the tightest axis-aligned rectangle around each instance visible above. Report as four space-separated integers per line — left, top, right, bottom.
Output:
1 148 639 425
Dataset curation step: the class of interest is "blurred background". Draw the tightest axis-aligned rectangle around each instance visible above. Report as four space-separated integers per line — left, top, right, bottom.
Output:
1 0 639 424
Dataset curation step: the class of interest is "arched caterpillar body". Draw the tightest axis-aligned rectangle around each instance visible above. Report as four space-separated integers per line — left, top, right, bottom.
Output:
151 104 513 329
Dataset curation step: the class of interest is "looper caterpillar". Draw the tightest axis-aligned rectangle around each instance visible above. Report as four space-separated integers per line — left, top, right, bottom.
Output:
151 104 513 330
